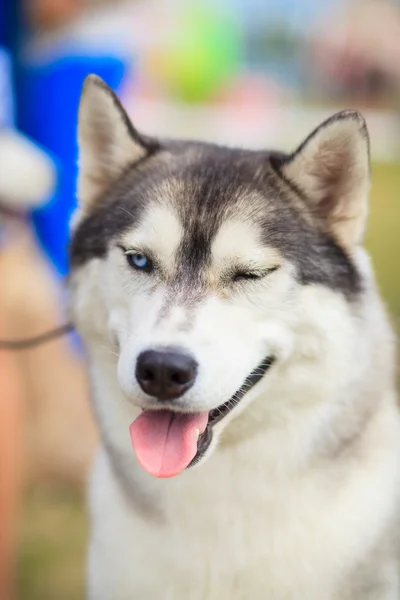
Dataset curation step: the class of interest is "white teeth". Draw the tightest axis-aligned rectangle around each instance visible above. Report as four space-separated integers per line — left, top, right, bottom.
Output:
195 428 200 441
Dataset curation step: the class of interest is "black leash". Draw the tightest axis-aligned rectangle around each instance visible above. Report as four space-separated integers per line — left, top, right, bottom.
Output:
0 322 75 351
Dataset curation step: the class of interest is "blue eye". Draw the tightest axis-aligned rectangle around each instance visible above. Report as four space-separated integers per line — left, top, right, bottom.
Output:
126 252 153 272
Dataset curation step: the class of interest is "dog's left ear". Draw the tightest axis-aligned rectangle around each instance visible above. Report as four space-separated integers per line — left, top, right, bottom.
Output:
78 74 157 208
280 110 370 249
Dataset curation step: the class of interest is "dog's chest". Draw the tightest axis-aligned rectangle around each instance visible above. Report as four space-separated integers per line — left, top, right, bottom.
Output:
92 448 364 599
155 464 338 598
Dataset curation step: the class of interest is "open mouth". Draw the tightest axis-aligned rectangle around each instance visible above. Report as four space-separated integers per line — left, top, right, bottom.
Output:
129 356 275 478
188 356 275 468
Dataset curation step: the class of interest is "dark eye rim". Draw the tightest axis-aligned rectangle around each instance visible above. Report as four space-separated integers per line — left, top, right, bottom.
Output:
117 245 155 273
232 266 279 282
127 252 153 272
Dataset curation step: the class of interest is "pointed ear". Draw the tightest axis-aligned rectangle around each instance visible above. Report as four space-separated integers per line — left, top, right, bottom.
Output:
280 110 370 249
77 75 157 208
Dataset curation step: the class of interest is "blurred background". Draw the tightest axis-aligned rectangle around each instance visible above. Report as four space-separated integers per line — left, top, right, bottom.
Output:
0 0 399 598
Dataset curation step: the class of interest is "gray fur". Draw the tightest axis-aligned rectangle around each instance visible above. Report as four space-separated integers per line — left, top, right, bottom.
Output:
70 140 361 299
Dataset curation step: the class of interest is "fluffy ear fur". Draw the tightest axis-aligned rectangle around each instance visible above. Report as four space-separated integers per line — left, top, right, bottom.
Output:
78 74 156 208
281 110 370 249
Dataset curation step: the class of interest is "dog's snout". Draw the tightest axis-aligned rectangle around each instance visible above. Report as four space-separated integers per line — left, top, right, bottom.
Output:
136 349 197 400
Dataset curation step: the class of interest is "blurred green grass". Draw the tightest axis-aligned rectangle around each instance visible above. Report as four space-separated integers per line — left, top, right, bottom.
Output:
366 163 400 326
17 485 88 600
16 162 400 600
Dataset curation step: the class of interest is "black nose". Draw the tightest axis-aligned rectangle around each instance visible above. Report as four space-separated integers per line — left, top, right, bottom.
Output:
136 349 197 400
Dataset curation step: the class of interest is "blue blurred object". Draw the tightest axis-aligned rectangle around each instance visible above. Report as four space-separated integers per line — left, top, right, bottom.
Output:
0 0 16 127
0 44 13 248
0 46 14 128
18 53 128 275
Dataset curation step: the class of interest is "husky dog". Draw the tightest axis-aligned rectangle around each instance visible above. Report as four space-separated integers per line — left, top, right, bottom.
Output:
69 75 400 599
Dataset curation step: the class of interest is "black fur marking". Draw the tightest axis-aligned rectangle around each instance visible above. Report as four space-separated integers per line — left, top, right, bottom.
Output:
70 197 142 267
269 152 308 202
70 152 164 266
70 139 363 299
260 168 362 296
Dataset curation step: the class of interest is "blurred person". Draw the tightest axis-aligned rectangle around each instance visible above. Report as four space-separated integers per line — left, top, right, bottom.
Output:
27 0 81 30
311 0 400 104
0 30 97 598
0 42 55 599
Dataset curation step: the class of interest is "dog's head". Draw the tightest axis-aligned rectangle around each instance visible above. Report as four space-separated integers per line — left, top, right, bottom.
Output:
69 75 370 477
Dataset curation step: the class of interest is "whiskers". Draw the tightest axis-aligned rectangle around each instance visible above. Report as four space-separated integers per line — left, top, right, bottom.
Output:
100 344 120 360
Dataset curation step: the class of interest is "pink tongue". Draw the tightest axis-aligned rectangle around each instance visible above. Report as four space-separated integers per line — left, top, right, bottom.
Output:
130 410 209 478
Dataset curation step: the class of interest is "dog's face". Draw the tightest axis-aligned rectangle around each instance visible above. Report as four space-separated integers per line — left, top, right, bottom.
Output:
69 76 370 478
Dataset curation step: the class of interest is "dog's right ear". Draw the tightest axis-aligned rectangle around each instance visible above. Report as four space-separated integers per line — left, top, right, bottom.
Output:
78 75 156 208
